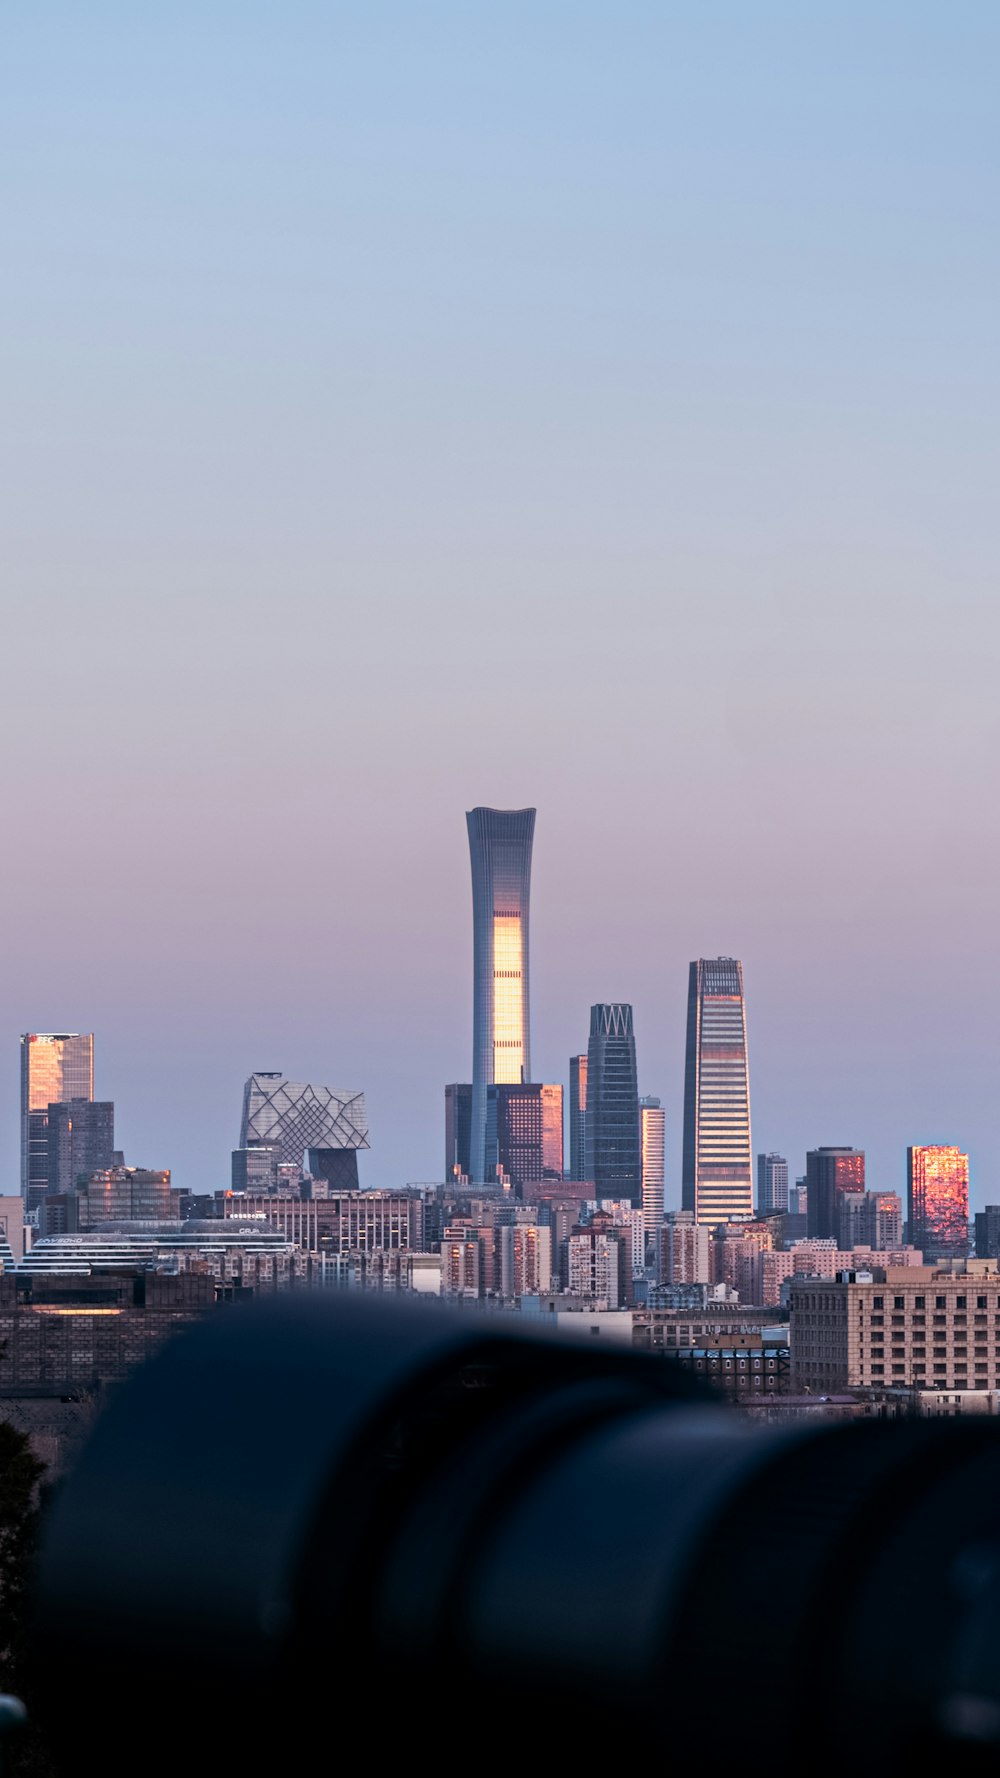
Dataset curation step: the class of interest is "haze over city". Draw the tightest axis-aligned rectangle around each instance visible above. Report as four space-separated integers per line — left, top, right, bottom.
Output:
4 3 998 1201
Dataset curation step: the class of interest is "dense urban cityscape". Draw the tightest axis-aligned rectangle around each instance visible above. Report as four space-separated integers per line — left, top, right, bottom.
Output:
3 805 996 1480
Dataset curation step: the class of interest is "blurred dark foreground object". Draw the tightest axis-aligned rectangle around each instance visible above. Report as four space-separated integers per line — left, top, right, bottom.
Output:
28 1292 1000 1776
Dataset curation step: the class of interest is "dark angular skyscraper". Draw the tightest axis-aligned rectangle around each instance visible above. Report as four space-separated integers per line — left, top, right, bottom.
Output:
682 959 752 1226
467 807 535 1183
585 1004 641 1206
444 1083 473 1184
806 1147 865 1240
568 1055 588 1182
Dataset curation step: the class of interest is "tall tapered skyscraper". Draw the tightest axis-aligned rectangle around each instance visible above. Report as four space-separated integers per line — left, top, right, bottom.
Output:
681 958 752 1226
467 807 535 1183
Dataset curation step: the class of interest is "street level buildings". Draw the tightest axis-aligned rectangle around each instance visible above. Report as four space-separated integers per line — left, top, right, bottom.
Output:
657 1211 711 1286
566 1211 631 1308
20 1033 94 1212
585 1004 641 1205
908 1146 970 1262
499 1222 553 1296
467 806 535 1183
792 1264 1000 1393
219 1188 427 1254
682 959 753 1226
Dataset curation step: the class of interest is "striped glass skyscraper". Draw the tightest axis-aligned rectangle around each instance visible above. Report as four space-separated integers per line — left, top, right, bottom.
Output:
639 1095 666 1245
467 806 535 1183
681 958 753 1226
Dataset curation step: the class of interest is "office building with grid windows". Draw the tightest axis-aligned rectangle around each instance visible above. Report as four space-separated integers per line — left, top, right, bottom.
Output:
792 1265 1000 1393
681 960 753 1227
486 1082 563 1195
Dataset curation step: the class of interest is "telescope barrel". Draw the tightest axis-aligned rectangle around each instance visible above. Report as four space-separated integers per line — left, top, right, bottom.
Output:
30 1293 1000 1775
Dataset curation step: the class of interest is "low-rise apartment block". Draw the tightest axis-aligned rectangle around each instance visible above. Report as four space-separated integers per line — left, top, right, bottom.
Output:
792 1262 1000 1393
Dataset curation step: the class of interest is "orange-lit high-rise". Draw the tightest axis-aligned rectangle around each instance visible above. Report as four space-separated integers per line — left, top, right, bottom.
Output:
20 1033 94 1212
908 1145 970 1261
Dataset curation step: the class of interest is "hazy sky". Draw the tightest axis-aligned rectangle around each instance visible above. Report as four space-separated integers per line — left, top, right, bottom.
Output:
3 4 999 1206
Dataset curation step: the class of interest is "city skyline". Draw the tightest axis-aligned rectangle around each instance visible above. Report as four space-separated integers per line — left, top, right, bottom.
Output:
4 11 998 1208
3 891 995 1208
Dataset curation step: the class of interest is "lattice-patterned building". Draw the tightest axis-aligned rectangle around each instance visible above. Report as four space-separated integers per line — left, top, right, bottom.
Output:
238 1072 369 1189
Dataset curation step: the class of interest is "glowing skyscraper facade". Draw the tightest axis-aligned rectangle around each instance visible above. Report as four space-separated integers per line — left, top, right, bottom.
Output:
908 1145 970 1261
681 959 753 1226
467 807 535 1183
20 1033 94 1211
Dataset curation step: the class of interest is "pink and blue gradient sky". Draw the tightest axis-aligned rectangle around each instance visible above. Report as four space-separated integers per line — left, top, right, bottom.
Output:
3 3 999 1204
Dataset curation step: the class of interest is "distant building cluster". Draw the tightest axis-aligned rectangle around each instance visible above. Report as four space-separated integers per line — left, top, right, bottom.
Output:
4 806 992 1471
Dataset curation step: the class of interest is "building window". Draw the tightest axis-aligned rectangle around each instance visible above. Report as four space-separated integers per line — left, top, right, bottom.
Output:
873 1296 884 1309
894 1297 905 1310
872 1364 885 1374
915 1296 925 1309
